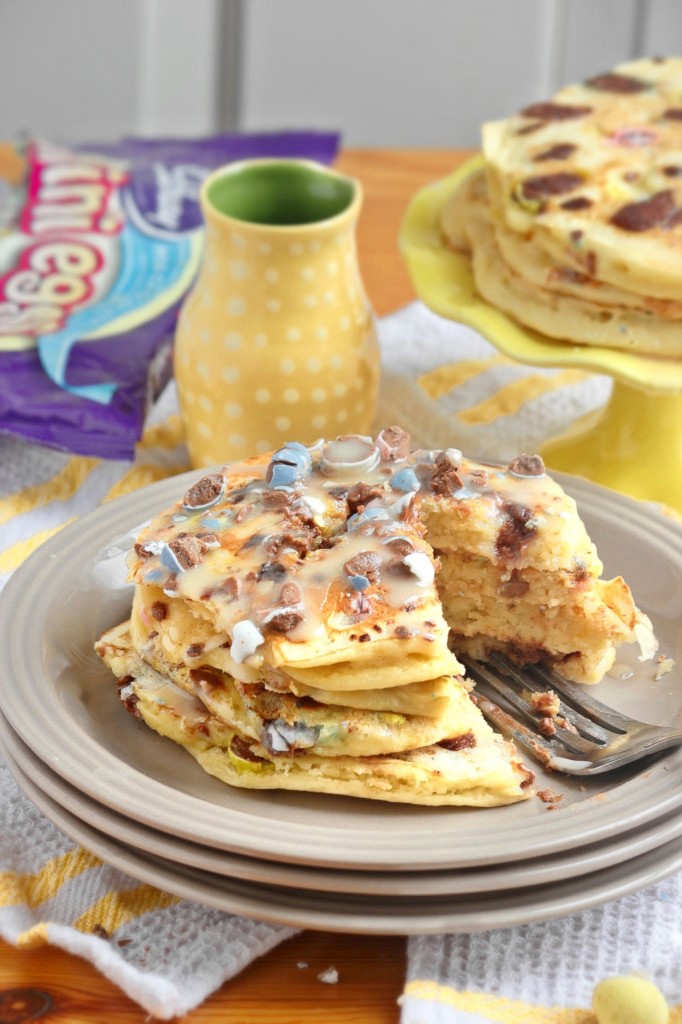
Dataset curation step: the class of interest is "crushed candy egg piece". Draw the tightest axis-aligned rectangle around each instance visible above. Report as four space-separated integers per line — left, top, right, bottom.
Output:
655 656 675 680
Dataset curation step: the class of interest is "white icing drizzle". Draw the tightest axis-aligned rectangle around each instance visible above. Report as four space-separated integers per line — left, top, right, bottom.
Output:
231 620 265 663
403 551 435 587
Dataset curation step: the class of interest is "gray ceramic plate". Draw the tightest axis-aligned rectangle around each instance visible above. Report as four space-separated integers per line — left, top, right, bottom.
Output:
5 742 682 935
1 469 681 871
5 710 682 897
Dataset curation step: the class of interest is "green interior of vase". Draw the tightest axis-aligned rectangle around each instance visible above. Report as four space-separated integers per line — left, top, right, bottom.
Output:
206 161 355 226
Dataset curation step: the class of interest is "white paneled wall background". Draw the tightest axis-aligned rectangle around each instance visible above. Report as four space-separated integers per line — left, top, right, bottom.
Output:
0 0 681 146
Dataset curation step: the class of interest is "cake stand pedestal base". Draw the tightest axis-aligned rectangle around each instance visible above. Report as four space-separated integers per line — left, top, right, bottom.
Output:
539 379 682 513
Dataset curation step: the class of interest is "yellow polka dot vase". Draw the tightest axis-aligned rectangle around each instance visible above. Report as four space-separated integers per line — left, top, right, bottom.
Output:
175 158 381 467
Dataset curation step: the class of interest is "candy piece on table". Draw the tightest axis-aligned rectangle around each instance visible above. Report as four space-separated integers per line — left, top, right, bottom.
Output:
592 975 669 1024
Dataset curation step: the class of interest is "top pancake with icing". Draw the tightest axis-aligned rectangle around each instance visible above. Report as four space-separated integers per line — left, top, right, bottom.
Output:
127 427 640 687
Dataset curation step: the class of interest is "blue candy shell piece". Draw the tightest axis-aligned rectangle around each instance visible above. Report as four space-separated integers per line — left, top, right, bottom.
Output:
160 543 184 574
271 442 312 475
390 468 420 493
267 461 300 489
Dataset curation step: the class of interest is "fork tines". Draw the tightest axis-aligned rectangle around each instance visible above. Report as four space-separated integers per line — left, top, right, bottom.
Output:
462 652 637 776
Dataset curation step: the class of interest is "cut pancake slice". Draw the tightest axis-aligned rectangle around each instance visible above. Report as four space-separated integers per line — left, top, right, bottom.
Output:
438 557 642 685
96 622 534 807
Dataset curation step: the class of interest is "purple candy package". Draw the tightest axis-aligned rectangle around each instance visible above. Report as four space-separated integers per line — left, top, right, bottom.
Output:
0 131 339 459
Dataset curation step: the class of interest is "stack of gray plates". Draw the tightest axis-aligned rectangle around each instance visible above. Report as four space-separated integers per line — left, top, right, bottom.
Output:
1 473 682 935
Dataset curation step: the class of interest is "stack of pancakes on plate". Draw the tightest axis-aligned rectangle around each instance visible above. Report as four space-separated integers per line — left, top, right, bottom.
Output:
96 428 654 807
441 57 682 355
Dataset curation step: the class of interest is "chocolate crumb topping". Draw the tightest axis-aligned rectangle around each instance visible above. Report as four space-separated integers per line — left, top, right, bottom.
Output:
663 107 682 121
280 581 304 606
439 731 476 752
611 189 676 232
186 643 204 659
265 580 305 633
344 550 381 583
262 489 293 510
394 625 412 639
346 481 384 516
508 453 545 477
150 601 168 621
117 676 141 717
376 425 411 460
169 534 205 569
533 142 577 162
264 530 316 559
520 102 592 121
267 610 304 633
586 71 648 93
431 450 463 496
183 473 224 509
496 502 536 559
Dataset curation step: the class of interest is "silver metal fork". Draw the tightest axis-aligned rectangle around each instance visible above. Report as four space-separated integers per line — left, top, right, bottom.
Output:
463 651 682 776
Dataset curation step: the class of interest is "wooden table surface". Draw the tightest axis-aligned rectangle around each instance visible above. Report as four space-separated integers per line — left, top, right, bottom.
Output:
0 148 471 1024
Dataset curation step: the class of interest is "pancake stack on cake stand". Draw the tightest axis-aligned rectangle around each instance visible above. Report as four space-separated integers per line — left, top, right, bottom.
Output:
400 156 682 515
2 470 682 933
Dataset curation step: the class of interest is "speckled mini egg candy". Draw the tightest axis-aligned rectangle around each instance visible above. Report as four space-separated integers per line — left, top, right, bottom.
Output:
592 975 669 1024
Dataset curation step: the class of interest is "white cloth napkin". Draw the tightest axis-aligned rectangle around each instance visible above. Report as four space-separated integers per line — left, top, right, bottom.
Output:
0 301 678 1021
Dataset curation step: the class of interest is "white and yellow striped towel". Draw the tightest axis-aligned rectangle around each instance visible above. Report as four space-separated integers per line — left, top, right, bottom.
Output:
1 301 679 1020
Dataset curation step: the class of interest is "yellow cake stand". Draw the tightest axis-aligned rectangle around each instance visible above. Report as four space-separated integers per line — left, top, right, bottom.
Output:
399 156 682 514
